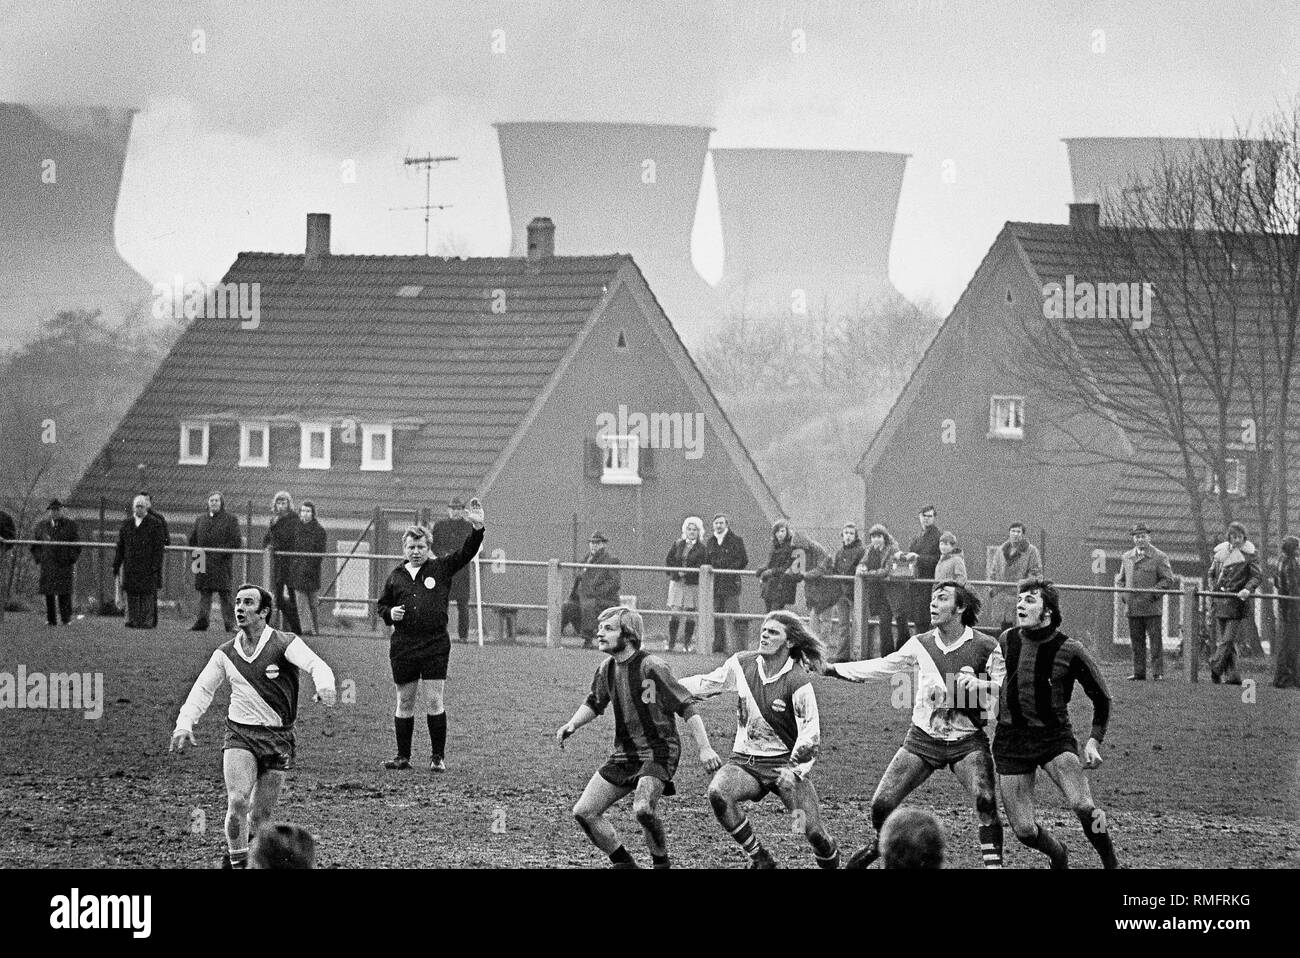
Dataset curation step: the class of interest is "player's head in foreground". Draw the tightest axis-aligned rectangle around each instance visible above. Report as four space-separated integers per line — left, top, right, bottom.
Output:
233 584 274 635
759 610 826 674
596 606 644 655
930 581 981 628
880 807 945 869
401 524 430 564
1015 578 1062 630
250 822 316 869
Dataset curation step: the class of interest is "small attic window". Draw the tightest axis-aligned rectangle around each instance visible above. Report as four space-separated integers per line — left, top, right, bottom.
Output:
615 331 628 349
397 285 424 298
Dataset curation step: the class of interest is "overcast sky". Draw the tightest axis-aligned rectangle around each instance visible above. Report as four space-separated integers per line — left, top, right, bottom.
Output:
3 0 1297 311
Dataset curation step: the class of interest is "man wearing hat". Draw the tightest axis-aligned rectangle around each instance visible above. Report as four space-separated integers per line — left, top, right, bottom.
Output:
30 499 81 626
1117 522 1176 680
429 497 476 643
574 532 622 649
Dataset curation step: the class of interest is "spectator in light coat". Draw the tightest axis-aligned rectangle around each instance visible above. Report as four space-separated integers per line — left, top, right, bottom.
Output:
1207 521 1262 686
933 531 968 586
989 522 1043 631
1116 522 1176 681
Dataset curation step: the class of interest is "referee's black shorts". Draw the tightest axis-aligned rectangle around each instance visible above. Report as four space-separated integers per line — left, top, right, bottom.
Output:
390 635 451 683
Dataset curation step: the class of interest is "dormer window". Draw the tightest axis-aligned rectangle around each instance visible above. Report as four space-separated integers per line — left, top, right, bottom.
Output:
299 422 331 469
601 434 641 485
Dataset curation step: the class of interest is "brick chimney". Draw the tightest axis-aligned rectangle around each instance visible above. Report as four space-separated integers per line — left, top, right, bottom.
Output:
526 216 555 261
304 213 331 268
1068 202 1100 231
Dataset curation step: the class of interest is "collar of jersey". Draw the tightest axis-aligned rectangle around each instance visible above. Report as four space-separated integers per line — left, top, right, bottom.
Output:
234 625 275 662
930 625 973 654
756 655 794 684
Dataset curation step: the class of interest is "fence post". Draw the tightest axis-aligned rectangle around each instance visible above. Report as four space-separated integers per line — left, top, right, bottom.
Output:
97 496 107 611
243 500 253 584
1182 579 1199 683
697 564 715 653
546 559 562 649
853 571 866 659
370 507 382 634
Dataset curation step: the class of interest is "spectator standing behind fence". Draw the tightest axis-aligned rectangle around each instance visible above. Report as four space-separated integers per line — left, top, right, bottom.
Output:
822 523 865 663
292 500 327 637
705 514 749 653
665 516 706 653
1207 521 1261 686
0 508 15 554
263 491 302 635
858 524 910 656
114 494 168 629
189 491 241 632
140 491 169 544
757 520 800 613
429 497 475 643
1117 522 1176 681
31 499 80 626
934 531 967 586
989 522 1042 632
1273 535 1300 689
573 531 622 649
900 506 941 635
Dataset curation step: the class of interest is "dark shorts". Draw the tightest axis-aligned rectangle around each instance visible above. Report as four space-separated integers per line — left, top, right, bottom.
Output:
728 753 797 796
391 640 450 684
223 719 295 773
902 725 991 771
992 724 1079 776
598 757 677 796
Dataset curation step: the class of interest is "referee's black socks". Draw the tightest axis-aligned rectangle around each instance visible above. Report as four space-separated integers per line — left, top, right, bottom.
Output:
428 712 447 759
394 715 415 759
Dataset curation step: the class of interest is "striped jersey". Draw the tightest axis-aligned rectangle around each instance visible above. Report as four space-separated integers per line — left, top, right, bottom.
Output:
832 626 1005 742
584 649 699 764
681 651 821 776
175 626 336 732
997 626 1111 742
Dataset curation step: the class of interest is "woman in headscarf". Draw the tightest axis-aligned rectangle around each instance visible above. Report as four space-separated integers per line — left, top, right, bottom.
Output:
665 516 707 653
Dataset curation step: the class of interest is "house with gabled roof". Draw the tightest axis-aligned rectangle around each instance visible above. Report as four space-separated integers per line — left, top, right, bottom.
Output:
856 202 1300 645
69 214 782 617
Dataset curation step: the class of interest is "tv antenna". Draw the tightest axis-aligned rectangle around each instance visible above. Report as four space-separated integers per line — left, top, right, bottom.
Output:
391 153 458 255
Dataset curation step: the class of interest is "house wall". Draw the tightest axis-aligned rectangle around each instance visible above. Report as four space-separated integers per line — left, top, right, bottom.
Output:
860 241 1128 640
484 283 778 629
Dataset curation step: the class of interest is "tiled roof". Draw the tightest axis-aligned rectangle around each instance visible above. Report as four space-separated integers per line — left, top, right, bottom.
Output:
70 252 627 517
1008 222 1300 558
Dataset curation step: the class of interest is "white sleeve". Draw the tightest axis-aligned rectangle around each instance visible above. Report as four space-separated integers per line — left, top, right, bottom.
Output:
175 652 226 733
679 656 737 697
285 637 337 695
984 646 1007 723
831 640 919 682
791 683 821 777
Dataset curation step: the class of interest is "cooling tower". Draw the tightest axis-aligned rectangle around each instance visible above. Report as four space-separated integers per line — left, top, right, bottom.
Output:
495 121 719 336
1064 137 1279 225
712 148 908 318
0 102 152 347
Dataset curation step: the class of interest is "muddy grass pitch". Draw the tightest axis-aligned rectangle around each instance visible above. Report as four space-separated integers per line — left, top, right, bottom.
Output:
1 612 1297 868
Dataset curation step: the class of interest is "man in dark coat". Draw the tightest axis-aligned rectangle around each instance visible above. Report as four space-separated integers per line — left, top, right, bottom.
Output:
704 514 749 653
189 491 242 631
902 505 941 636
262 490 302 634
1273 535 1300 689
0 509 15 552
114 494 168 628
31 499 80 625
574 531 622 648
429 497 476 643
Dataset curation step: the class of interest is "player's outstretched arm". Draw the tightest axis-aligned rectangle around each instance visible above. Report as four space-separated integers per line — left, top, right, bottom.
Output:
171 652 226 751
829 643 919 682
683 711 722 771
678 658 736 698
286 636 337 707
556 704 597 747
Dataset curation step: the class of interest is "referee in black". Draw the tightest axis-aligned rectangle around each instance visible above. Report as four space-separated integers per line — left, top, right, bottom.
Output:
376 500 485 771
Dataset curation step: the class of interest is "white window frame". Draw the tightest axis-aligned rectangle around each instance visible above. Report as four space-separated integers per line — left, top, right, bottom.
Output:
1211 458 1243 496
600 434 641 485
239 420 270 467
360 423 393 472
989 395 1025 440
178 420 209 465
299 422 332 469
